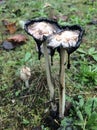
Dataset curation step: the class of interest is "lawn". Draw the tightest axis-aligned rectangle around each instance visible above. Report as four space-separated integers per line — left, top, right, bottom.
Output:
0 0 97 130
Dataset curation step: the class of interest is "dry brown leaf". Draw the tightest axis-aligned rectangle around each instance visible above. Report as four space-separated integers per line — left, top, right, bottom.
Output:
7 34 28 43
2 20 17 34
6 22 16 34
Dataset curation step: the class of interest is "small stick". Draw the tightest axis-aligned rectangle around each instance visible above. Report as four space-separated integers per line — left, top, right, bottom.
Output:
59 47 66 118
43 41 57 111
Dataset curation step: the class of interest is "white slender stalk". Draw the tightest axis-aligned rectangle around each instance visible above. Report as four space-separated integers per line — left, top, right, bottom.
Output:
25 80 29 88
43 41 56 111
59 47 66 118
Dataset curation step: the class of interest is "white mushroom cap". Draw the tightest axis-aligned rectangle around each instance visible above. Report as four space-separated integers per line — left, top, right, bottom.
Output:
28 22 59 41
47 30 80 49
20 66 31 81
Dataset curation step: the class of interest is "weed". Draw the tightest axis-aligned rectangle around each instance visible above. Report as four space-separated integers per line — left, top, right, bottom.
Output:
60 97 97 130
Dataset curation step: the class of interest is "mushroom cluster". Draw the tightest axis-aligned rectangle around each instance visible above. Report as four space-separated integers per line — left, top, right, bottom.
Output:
24 18 84 118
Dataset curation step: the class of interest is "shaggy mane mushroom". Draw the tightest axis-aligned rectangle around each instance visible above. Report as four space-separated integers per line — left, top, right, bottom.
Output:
47 25 84 118
24 18 84 119
24 18 61 111
24 18 61 61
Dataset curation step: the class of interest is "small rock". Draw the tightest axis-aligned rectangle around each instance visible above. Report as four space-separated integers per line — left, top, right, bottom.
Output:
2 41 15 50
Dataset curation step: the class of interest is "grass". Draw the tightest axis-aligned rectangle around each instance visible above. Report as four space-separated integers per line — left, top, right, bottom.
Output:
0 0 97 129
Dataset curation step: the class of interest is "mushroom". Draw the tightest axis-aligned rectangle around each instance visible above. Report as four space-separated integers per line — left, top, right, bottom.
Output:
24 18 61 111
24 18 61 61
20 66 31 88
47 25 84 118
24 18 84 118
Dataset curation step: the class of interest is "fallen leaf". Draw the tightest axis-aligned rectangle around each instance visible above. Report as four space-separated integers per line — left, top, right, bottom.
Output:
2 19 17 34
6 22 16 34
7 34 28 43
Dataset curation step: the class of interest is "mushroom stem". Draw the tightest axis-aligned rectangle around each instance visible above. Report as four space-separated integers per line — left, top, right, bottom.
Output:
59 47 66 118
25 80 29 88
43 41 56 111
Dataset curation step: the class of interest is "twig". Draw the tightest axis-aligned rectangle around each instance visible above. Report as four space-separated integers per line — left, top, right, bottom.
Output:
19 94 39 99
